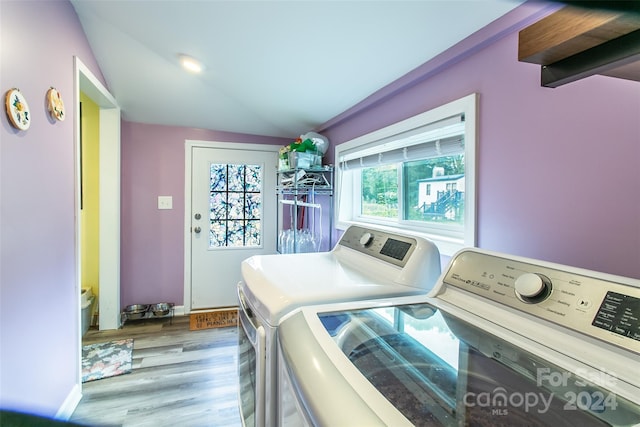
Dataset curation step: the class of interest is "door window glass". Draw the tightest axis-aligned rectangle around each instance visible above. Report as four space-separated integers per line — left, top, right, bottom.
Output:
210 163 263 248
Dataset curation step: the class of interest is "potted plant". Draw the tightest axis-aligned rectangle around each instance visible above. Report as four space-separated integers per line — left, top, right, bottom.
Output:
280 138 319 170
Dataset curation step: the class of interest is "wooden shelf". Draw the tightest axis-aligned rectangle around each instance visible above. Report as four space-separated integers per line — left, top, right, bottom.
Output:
518 5 640 87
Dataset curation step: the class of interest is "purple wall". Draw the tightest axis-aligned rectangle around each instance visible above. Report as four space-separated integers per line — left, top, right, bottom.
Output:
120 122 289 307
0 0 107 418
321 4 640 279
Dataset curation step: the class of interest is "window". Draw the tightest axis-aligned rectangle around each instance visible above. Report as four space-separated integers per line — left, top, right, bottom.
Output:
209 163 263 247
335 94 476 254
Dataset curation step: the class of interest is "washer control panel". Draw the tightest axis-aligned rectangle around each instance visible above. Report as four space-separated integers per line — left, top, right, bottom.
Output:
337 225 417 268
441 250 640 354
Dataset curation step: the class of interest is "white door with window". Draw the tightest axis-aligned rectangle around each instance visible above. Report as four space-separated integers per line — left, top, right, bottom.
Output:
189 144 278 310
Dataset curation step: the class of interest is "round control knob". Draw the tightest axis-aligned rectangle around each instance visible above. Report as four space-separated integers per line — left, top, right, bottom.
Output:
359 232 374 247
514 273 552 303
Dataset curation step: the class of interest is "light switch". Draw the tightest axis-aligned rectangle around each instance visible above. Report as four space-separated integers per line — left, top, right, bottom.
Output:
158 196 173 210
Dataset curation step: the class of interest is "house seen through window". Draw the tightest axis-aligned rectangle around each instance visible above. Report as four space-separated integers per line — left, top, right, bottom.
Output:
335 94 477 254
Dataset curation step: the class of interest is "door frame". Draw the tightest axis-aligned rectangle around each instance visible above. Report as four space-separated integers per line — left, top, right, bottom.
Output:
74 58 121 332
183 140 280 314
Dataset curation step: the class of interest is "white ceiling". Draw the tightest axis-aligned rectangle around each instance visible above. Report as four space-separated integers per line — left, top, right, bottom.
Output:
70 0 524 138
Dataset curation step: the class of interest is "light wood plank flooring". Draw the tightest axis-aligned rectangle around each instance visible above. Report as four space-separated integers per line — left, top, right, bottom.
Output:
70 316 241 427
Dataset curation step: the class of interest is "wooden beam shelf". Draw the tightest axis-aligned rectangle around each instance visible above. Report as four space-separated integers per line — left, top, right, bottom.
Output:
518 5 640 87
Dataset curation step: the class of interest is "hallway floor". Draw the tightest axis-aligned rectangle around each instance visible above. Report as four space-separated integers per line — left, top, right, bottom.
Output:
70 316 241 427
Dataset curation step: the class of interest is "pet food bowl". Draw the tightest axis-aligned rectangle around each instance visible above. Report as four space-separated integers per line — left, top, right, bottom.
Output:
150 302 173 317
124 304 149 320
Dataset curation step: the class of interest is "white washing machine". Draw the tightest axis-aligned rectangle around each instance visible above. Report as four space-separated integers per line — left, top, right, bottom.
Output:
278 248 640 426
237 225 442 427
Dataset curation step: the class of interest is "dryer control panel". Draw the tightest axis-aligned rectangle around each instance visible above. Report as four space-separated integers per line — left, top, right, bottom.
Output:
337 225 418 268
440 249 640 354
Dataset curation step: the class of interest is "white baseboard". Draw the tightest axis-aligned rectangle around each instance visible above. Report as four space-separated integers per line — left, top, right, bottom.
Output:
173 305 185 316
56 383 82 421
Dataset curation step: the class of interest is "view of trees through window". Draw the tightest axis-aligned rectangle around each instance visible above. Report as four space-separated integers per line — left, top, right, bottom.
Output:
361 154 465 225
361 164 398 218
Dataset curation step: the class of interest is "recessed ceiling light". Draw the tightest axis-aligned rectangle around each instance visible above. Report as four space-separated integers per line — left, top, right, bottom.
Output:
178 54 204 74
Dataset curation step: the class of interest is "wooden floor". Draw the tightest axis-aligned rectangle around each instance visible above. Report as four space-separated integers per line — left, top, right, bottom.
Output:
70 316 242 427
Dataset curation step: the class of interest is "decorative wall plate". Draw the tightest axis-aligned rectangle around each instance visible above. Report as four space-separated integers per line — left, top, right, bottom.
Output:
46 87 65 121
5 88 31 130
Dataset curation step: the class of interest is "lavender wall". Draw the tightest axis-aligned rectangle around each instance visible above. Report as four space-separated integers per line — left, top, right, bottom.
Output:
322 4 640 279
0 0 107 417
120 122 288 308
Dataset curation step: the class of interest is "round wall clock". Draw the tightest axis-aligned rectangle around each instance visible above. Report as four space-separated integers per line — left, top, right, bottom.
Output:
5 88 31 130
46 87 65 121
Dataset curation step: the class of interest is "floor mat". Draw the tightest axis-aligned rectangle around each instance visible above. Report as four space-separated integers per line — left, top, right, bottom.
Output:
82 338 133 383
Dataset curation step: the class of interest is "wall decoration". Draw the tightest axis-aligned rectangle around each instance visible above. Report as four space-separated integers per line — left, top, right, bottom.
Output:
5 88 31 130
46 87 65 121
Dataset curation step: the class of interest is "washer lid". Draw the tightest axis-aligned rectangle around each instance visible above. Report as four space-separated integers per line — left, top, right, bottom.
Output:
279 299 640 427
240 252 426 325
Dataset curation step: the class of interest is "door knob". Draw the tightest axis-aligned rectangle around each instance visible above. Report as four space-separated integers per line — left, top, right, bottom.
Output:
194 226 202 234
194 213 201 220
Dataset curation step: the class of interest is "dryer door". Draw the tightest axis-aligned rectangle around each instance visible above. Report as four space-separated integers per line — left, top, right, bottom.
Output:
238 286 266 427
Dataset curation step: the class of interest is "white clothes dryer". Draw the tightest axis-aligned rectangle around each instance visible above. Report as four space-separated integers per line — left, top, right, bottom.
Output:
278 248 640 426
237 225 442 427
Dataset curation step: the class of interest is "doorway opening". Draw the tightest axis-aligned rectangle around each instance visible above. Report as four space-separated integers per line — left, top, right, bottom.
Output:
74 57 121 386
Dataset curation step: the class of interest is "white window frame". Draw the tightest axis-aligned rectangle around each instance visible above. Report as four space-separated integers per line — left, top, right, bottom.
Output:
334 93 477 255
